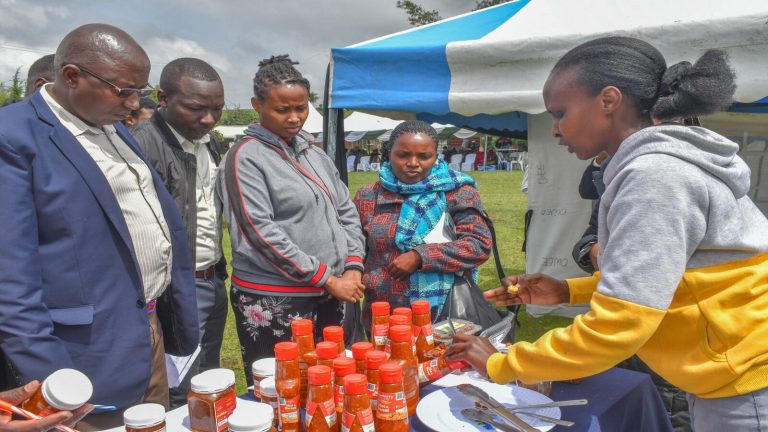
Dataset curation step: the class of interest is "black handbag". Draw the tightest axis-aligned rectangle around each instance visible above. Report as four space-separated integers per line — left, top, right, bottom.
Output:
437 210 520 343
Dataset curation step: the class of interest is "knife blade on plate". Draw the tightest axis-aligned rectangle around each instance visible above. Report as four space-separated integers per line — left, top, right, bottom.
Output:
457 384 538 432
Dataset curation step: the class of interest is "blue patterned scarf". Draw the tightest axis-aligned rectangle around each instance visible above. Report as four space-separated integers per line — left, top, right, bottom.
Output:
379 159 476 317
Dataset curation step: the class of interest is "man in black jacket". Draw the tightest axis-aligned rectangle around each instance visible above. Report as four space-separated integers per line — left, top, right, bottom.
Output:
130 58 227 408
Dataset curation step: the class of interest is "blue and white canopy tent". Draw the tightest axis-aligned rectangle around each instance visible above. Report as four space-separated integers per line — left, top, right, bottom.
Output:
323 0 768 316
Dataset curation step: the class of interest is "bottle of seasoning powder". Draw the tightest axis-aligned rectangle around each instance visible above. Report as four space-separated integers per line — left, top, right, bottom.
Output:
351 342 373 374
341 374 375 432
332 357 356 416
375 363 409 432
364 350 387 413
274 342 301 432
305 365 339 432
370 302 390 352
411 300 435 363
322 326 346 357
291 319 318 407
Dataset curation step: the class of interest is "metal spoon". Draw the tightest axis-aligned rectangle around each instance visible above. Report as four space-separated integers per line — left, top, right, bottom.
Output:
509 399 588 411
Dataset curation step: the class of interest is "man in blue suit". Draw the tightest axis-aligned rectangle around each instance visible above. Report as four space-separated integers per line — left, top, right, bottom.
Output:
0 24 199 430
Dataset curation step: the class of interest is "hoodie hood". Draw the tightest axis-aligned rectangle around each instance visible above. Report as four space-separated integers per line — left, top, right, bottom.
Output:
604 125 751 198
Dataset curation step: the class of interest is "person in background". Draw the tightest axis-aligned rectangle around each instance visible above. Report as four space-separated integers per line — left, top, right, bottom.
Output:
218 55 365 385
123 98 157 127
447 36 768 431
0 24 198 430
354 120 492 324
25 54 55 97
130 57 228 408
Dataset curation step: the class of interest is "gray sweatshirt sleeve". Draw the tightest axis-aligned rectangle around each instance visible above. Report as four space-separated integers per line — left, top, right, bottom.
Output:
229 150 331 287
597 155 707 310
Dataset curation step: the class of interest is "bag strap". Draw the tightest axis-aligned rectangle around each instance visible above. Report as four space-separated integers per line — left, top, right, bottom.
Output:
477 209 522 325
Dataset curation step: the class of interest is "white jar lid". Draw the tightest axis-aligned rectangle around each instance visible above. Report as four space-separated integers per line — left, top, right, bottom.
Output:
228 403 274 432
251 358 275 376
190 369 232 393
123 403 165 428
207 368 236 386
42 368 93 410
259 377 277 397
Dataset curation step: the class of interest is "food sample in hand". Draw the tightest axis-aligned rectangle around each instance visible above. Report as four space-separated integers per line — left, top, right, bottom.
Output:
507 284 520 295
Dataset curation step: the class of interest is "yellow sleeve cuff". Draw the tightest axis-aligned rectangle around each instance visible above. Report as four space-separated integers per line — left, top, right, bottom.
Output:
486 352 516 384
566 272 601 304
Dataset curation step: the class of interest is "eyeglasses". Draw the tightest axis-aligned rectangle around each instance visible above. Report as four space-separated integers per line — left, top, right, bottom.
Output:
74 64 154 99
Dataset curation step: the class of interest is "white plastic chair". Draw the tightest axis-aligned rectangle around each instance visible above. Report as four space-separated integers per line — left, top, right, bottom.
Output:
448 154 463 171
356 155 371 171
461 153 477 171
510 152 527 171
346 155 356 172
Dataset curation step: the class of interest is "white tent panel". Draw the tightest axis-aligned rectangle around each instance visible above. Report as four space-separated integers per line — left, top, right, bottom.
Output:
446 0 768 115
525 113 592 317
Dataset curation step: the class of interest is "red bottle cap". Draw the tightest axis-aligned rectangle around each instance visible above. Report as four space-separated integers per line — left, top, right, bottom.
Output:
274 342 298 360
343 374 368 395
316 341 339 360
389 315 409 328
393 307 412 322
308 365 332 385
378 362 403 384
389 325 412 343
371 302 390 316
365 350 388 370
411 300 430 315
332 357 356 377
351 342 373 360
291 319 313 336
323 326 344 343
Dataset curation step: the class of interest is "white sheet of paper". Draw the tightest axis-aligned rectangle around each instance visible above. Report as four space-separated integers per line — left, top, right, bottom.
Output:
165 345 201 388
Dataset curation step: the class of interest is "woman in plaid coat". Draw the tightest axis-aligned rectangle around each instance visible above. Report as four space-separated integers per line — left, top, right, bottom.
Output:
353 120 492 329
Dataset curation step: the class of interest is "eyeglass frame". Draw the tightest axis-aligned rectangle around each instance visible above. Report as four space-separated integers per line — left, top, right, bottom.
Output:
72 64 154 99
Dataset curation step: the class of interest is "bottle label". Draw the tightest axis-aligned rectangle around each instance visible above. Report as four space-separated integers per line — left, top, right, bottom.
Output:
416 323 434 344
278 395 300 427
341 408 375 432
367 382 379 410
375 390 408 420
418 359 446 383
403 368 419 400
334 384 345 412
213 391 236 432
306 398 337 429
373 324 388 346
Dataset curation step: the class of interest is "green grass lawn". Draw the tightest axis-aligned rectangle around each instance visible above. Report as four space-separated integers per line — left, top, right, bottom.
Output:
221 170 572 393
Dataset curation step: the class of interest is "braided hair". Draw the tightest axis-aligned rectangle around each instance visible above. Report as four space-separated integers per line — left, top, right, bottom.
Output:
384 120 439 160
253 55 310 102
551 37 735 121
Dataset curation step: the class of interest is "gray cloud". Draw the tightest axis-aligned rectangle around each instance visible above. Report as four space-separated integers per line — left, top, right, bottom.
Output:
0 0 478 106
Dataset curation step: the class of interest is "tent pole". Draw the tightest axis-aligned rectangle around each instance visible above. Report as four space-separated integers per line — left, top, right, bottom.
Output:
323 63 348 185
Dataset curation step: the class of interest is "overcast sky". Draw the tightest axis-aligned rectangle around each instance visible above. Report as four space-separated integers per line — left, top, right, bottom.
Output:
0 0 478 107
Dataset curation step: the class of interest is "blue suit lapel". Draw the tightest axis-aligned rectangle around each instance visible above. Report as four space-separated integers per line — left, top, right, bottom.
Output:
31 93 143 280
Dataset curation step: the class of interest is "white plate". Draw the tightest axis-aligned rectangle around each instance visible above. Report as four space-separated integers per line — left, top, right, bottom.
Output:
416 381 560 432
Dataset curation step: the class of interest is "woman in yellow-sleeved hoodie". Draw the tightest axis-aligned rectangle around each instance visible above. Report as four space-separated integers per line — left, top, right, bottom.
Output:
446 37 768 431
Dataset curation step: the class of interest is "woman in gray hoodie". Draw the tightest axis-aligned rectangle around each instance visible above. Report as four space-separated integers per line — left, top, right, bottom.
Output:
219 56 366 385
448 37 768 431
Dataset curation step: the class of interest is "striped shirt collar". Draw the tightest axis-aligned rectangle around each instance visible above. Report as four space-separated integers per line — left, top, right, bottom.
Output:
40 84 114 137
